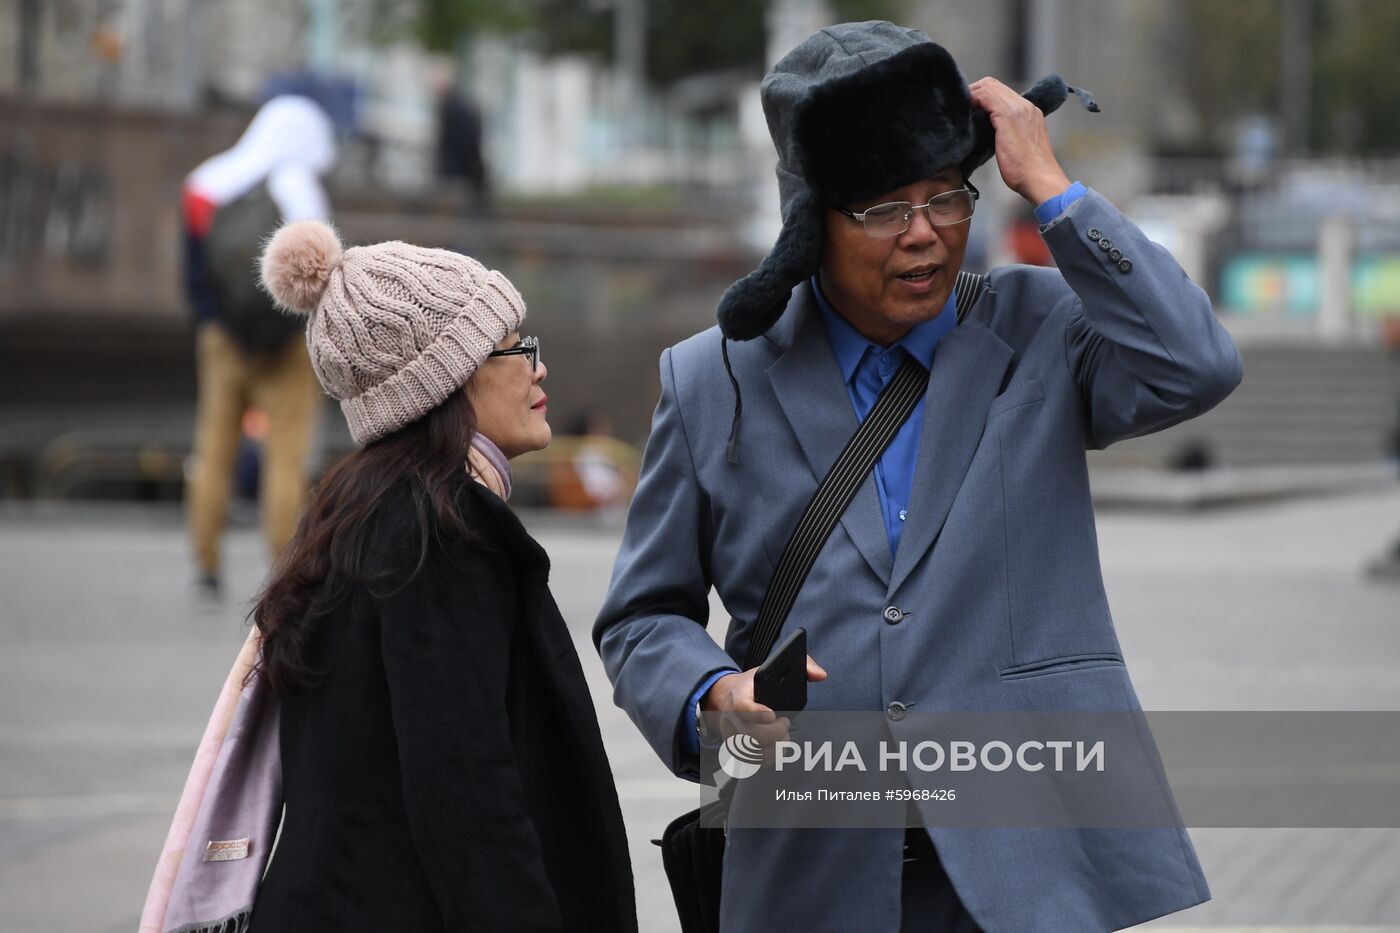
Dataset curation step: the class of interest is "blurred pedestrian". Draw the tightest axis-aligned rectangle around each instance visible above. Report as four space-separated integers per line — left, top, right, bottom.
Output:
433 66 490 216
239 222 635 930
182 95 335 594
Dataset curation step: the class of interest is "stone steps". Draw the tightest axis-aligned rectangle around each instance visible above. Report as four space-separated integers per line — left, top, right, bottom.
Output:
1093 342 1400 467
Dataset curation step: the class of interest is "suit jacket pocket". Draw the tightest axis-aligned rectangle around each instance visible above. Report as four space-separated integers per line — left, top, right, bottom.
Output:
999 653 1125 681
988 377 1045 419
994 383 1123 670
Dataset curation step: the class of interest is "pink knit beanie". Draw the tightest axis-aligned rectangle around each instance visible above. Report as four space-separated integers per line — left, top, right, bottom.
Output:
259 221 526 445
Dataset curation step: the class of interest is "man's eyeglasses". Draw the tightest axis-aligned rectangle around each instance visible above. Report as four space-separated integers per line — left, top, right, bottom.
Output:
834 183 980 238
487 335 541 372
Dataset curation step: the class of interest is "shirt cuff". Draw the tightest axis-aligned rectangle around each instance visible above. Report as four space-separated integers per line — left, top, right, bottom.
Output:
1033 181 1087 226
681 668 741 755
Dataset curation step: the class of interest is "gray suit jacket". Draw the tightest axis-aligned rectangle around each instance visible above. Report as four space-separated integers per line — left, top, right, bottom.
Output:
594 190 1243 932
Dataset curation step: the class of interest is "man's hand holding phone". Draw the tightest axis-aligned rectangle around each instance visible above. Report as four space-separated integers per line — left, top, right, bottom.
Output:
701 628 826 755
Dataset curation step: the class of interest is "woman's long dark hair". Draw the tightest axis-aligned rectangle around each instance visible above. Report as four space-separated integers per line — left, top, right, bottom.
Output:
251 389 480 695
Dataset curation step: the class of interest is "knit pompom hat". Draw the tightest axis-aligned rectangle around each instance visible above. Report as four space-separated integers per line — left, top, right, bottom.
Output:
260 221 526 445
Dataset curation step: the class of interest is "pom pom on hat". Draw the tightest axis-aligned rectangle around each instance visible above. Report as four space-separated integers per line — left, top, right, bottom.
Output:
260 220 343 314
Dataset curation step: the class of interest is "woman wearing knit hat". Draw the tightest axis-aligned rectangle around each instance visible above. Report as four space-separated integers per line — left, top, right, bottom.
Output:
243 222 637 930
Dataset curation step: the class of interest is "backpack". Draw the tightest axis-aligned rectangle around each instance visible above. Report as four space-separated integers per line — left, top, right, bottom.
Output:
204 184 305 354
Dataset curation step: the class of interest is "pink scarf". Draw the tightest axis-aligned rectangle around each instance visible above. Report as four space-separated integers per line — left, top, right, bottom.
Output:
467 432 512 500
140 628 279 933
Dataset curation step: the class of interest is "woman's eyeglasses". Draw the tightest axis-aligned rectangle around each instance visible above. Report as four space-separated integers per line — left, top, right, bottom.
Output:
487 335 540 372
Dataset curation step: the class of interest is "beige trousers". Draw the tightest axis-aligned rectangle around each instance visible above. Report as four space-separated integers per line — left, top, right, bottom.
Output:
187 323 322 575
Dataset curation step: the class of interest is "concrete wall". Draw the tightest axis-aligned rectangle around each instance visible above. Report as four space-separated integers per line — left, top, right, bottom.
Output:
0 101 755 452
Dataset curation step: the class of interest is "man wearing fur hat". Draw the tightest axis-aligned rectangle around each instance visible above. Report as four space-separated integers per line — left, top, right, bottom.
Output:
596 21 1241 932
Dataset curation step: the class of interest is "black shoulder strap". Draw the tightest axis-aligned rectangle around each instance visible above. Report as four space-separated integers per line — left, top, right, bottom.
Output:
954 269 987 323
741 272 986 669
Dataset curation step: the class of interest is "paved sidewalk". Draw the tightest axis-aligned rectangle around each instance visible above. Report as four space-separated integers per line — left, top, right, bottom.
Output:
1088 462 1400 510
0 486 1397 931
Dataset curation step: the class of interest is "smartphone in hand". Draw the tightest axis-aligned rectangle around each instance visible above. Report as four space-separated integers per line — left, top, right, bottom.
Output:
753 627 808 713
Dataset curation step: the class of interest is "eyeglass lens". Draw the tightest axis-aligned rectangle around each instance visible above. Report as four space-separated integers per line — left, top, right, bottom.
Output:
489 337 540 371
862 189 976 237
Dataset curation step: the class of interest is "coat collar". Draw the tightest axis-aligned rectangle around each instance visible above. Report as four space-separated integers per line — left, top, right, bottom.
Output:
465 482 551 577
763 281 1012 591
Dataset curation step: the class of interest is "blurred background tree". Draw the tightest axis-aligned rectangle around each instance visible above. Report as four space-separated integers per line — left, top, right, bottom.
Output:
407 0 535 49
1310 0 1400 154
1175 0 1400 157
399 0 909 85
1174 0 1284 155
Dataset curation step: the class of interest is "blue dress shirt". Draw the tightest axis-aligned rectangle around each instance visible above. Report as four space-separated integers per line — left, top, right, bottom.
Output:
811 275 956 556
1034 180 1086 226
680 182 1085 754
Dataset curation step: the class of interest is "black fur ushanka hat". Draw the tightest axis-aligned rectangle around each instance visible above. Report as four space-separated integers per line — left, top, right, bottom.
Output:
717 20 1098 342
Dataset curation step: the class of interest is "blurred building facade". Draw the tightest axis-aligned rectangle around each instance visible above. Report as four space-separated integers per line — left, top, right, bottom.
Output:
0 0 306 107
2 0 1399 501
0 0 1223 202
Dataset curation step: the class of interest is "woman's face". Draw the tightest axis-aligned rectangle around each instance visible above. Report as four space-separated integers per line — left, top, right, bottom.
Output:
468 332 550 459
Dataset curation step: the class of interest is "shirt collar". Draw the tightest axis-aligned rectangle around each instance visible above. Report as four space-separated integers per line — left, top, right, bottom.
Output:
811 275 958 385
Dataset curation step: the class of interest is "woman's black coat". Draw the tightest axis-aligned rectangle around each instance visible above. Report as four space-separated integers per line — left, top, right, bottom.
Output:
251 482 637 932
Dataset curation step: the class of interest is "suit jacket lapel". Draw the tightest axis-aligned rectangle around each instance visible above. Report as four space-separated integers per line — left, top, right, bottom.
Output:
887 318 1013 596
766 287 894 584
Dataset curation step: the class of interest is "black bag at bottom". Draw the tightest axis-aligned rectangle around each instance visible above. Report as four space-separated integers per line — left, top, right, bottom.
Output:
656 806 724 933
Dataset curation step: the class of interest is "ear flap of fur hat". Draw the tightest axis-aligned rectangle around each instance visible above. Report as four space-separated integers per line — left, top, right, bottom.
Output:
717 188 824 341
959 74 1100 178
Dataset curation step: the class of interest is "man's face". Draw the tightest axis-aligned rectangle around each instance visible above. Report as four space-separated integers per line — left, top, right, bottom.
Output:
819 167 971 345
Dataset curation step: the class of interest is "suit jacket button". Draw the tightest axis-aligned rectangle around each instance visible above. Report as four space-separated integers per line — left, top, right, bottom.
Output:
1118 258 1133 273
1098 237 1112 252
887 702 907 721
883 605 904 625
1109 247 1122 261
1087 228 1101 241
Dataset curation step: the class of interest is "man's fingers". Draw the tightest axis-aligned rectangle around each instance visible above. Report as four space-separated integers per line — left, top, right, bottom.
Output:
746 717 791 748
806 655 828 681
731 702 776 723
721 711 789 747
970 77 1025 116
969 76 1003 96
